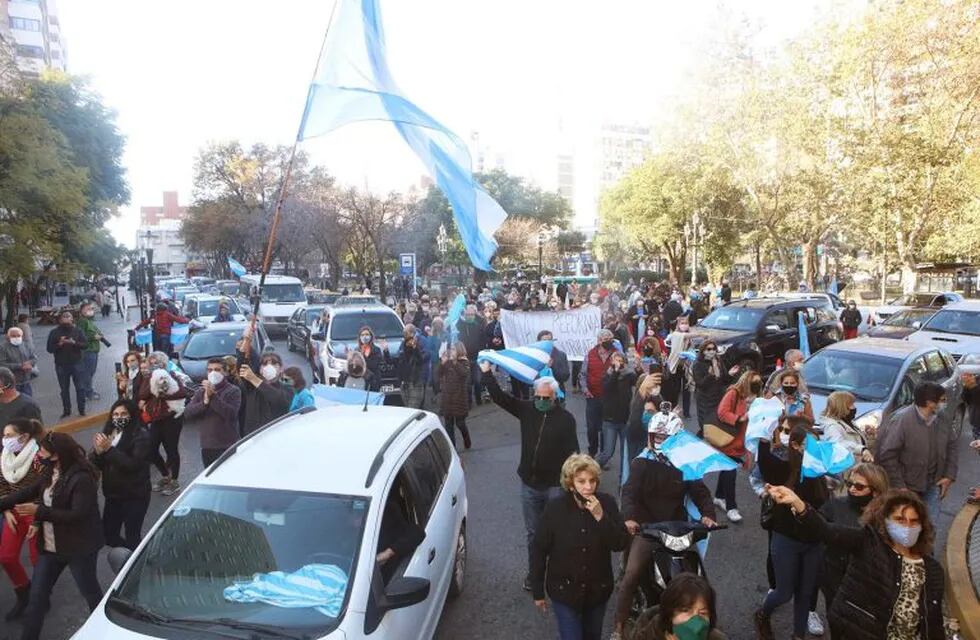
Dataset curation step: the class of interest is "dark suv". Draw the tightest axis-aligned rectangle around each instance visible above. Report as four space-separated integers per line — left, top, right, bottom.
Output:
689 297 843 372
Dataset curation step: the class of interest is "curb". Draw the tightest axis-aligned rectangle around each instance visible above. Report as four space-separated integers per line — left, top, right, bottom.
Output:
52 412 109 434
945 502 979 640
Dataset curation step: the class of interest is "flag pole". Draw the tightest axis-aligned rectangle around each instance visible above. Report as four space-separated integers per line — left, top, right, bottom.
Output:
241 0 339 361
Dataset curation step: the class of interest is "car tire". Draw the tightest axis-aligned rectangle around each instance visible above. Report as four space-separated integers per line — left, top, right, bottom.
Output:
447 523 466 600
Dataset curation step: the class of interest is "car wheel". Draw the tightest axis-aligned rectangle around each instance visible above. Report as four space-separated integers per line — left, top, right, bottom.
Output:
447 523 466 599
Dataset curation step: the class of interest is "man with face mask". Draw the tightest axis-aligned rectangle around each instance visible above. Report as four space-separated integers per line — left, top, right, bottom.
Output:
457 304 487 404
0 327 37 396
578 329 618 457
238 352 292 437
76 302 104 402
0 367 41 427
46 310 88 418
185 358 242 466
840 300 862 340
479 361 579 592
765 348 810 397
875 381 958 524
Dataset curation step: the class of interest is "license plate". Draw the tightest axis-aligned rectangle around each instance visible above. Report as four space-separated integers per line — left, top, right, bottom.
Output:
381 385 395 393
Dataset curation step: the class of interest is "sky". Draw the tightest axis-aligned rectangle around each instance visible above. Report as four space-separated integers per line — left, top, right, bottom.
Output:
56 0 825 248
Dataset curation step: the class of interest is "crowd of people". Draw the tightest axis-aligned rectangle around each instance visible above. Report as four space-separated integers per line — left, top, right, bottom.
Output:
0 274 977 640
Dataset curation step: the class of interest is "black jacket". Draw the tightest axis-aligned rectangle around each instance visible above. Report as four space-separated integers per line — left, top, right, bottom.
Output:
396 342 427 385
0 464 103 559
819 496 862 598
602 368 636 423
550 347 570 386
799 507 945 640
757 441 827 542
457 319 487 358
483 372 579 489
361 344 387 391
626 385 664 456
46 325 86 366
691 359 731 427
89 421 152 500
530 492 629 608
841 307 862 329
621 455 716 524
240 379 293 436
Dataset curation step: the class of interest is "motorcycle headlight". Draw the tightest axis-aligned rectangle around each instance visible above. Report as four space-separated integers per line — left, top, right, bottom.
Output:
854 409 882 434
661 532 694 552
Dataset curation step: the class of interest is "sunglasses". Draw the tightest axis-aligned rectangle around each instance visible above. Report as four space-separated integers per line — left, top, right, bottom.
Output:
845 481 869 492
533 395 552 401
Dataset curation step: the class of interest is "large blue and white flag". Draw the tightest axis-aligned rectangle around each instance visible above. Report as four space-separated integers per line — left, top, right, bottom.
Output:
298 0 507 270
445 294 467 346
745 397 785 456
477 340 553 385
655 431 738 481
228 258 247 278
801 434 854 479
798 311 811 359
170 323 190 346
312 384 385 406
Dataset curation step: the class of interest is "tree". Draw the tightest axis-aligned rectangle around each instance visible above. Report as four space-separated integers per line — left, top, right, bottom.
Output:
337 188 417 298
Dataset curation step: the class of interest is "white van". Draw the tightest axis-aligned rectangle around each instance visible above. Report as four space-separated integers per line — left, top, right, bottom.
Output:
237 274 307 334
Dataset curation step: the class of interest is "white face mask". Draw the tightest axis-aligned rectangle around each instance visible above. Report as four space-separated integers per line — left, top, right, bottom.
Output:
207 371 225 386
2 436 24 453
9 337 22 346
260 364 278 381
779 432 791 446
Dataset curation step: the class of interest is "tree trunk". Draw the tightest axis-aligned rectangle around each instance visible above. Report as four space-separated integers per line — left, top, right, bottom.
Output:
879 253 888 305
900 262 919 294
802 241 819 291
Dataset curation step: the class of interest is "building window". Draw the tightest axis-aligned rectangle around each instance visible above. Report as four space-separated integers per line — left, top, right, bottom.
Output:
15 45 45 59
9 17 42 32
49 32 60 42
48 16 59 26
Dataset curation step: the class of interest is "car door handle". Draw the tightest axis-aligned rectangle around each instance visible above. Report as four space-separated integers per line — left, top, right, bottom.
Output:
451 494 458 507
428 548 436 564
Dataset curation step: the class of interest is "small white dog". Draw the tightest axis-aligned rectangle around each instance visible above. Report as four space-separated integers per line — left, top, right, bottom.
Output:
150 368 185 417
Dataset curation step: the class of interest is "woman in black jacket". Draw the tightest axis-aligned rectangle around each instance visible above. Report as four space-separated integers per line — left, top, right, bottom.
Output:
596 351 636 486
397 324 428 409
356 325 390 392
90 399 152 550
626 368 665 462
754 416 827 640
0 431 104 640
531 453 628 640
690 341 737 438
767 486 946 640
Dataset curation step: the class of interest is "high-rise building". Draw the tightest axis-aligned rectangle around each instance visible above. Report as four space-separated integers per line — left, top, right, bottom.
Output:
557 153 574 205
597 123 652 192
137 192 198 276
2 0 66 76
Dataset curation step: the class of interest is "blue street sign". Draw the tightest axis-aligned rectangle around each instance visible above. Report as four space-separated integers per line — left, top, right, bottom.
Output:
399 253 415 276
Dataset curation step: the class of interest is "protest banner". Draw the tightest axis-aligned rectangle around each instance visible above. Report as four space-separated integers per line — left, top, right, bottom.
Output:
499 307 602 361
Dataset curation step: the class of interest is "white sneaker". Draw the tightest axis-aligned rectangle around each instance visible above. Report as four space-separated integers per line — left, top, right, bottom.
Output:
713 498 727 511
726 508 743 523
808 611 825 636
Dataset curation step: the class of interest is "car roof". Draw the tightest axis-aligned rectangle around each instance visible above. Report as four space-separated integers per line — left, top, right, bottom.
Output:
329 303 396 315
192 321 252 333
939 300 980 312
724 297 827 309
239 274 301 283
199 406 430 496
818 336 938 359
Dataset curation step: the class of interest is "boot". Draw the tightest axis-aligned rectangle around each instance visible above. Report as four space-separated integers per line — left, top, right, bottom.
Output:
6 582 30 621
753 609 774 640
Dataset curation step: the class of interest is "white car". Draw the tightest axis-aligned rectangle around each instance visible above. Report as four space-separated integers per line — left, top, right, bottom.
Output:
73 406 468 640
183 294 247 328
870 291 962 325
905 300 980 362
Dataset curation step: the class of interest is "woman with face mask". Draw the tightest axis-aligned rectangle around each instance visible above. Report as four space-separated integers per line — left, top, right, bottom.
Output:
754 417 828 640
691 341 740 439
138 352 189 497
0 432 104 640
815 463 888 638
772 370 814 422
438 342 472 448
238 352 293 437
767 486 946 640
115 351 143 401
283 366 315 412
817 391 874 463
89 400 151 551
711 371 763 524
0 417 43 621
840 301 862 340
355 326 388 392
632 572 728 640
626 369 666 461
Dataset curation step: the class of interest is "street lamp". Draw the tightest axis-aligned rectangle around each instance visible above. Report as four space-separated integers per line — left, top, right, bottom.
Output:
437 224 448 285
537 229 549 285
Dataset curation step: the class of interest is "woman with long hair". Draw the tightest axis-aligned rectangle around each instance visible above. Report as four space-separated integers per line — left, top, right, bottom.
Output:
691 340 738 438
0 417 44 620
769 369 814 421
115 350 143 401
0 432 104 640
626 368 666 461
633 572 728 639
817 391 873 462
90 399 152 551
438 342 472 448
283 366 315 411
711 370 763 523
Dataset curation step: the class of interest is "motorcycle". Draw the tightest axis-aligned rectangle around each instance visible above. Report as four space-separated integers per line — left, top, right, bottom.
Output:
626 520 726 634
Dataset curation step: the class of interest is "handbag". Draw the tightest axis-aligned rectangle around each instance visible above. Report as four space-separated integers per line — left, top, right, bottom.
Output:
702 392 740 448
760 494 777 530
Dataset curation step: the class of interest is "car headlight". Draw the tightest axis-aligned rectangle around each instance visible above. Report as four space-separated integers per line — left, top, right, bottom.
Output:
746 341 761 353
854 409 882 434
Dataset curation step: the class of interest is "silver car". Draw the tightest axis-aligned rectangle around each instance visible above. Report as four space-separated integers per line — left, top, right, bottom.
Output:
801 337 965 441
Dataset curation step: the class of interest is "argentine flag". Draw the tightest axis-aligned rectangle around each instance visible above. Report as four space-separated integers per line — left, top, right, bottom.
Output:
745 397 785 456
297 0 507 270
801 434 854 479
312 384 385 406
477 340 553 385
228 258 247 278
170 323 190 346
657 431 738 481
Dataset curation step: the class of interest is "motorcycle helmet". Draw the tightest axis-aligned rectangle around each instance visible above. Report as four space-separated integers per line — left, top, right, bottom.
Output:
647 401 683 450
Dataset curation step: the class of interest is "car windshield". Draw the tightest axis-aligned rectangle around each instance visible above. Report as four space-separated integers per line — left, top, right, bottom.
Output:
218 283 239 295
330 312 403 340
882 308 935 327
182 329 244 359
698 307 764 331
110 485 366 636
197 299 241 317
921 309 980 336
262 284 306 303
889 293 933 306
801 350 903 401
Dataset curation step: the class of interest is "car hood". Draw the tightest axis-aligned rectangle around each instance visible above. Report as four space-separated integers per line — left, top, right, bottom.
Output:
866 325 917 339
329 338 404 358
176 358 208 383
687 327 751 345
71 610 349 639
808 393 883 419
874 305 906 317
259 303 303 317
906 330 980 357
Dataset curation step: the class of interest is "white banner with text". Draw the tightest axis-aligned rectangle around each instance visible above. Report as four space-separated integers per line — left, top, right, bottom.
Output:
500 307 602 362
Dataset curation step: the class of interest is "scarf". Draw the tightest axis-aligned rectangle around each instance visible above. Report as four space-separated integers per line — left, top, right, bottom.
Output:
1 439 39 484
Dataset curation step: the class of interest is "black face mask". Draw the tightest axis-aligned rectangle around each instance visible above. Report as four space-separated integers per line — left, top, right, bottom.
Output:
847 493 873 510
782 385 798 397
643 347 655 357
601 340 613 350
750 380 763 395
846 407 857 422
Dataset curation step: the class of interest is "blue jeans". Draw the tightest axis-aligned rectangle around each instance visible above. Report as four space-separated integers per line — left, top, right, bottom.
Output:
596 421 629 486
763 532 823 637
552 598 607 640
585 398 604 456
55 363 85 414
521 483 562 569
21 550 103 640
921 484 942 529
81 351 99 399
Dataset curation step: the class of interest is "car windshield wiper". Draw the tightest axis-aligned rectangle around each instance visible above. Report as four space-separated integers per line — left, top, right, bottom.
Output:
210 618 312 640
107 595 245 639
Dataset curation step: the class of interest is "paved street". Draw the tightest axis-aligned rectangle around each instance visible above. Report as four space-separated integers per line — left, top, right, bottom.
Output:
2 300 978 639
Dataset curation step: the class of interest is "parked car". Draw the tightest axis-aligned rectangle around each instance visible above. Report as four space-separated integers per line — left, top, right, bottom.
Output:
215 279 240 296
318 304 404 394
183 294 247 328
866 307 937 340
690 297 843 372
236 274 307 335
904 300 980 362
870 291 962 325
175 321 271 383
802 337 965 441
332 294 380 307
286 304 327 360
70 405 467 640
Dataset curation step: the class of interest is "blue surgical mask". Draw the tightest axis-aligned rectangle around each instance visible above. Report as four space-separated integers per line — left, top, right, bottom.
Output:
885 520 922 548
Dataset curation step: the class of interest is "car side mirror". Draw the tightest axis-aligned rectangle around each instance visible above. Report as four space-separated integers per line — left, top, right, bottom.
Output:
381 577 430 611
107 547 132 575
911 321 921 329
764 324 781 333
